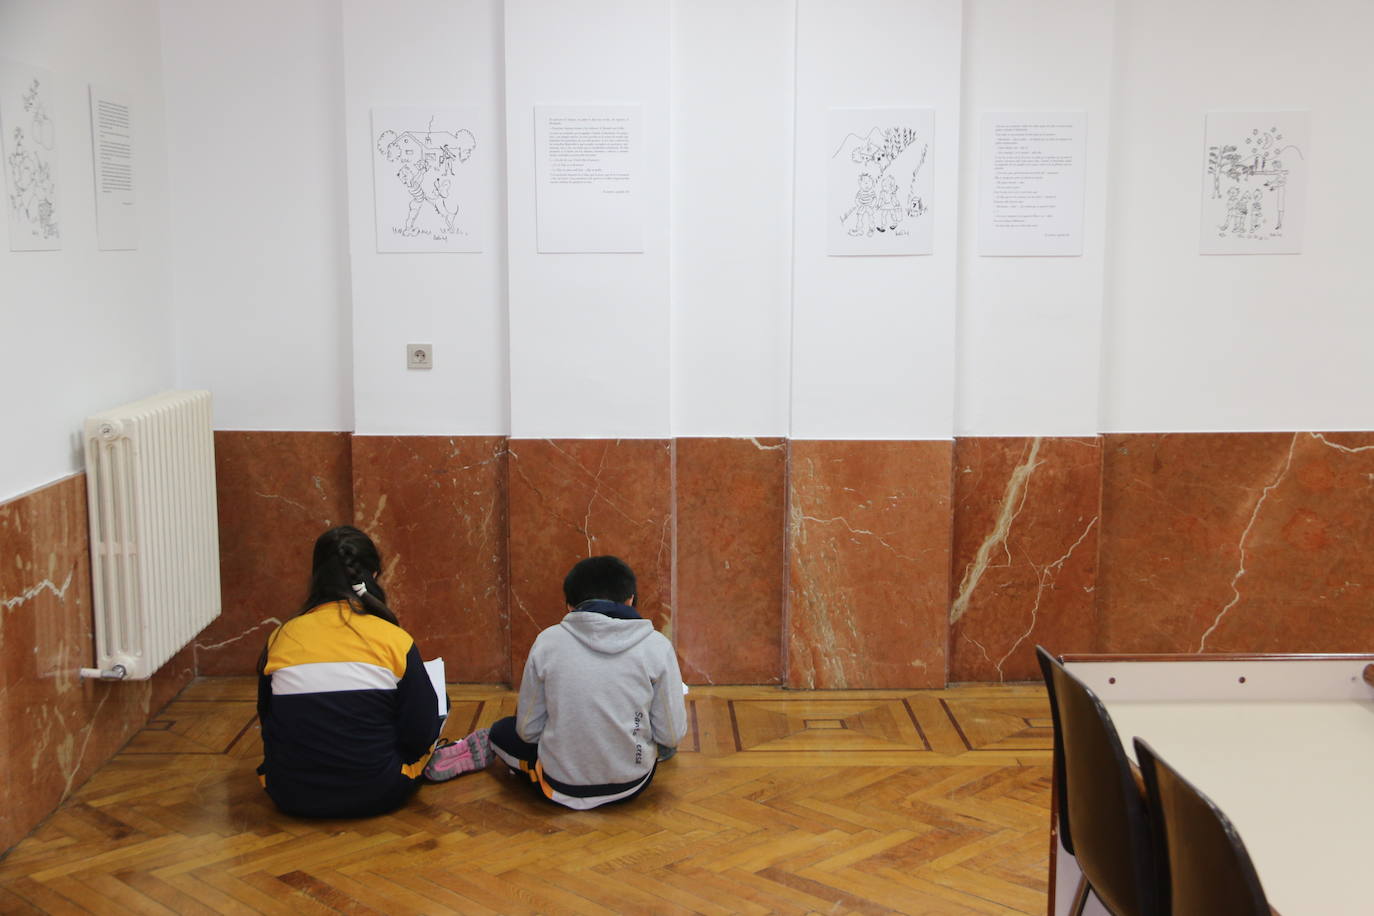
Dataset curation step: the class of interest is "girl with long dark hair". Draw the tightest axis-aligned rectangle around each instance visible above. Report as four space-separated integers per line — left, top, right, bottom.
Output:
256 526 481 817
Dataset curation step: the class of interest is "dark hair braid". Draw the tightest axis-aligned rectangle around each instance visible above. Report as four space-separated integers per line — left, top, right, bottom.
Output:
301 525 398 625
259 526 400 675
335 536 394 622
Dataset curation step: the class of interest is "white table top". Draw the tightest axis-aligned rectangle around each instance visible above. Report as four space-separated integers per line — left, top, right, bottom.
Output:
1103 697 1374 916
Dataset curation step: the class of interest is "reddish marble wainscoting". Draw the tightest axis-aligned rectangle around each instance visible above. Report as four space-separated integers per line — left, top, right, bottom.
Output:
0 475 193 853
674 438 787 685
1098 432 1374 654
948 437 1103 682
196 432 354 674
352 436 509 683
506 440 673 683
786 441 953 689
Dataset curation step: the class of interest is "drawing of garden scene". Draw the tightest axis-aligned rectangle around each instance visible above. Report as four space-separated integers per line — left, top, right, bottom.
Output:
1205 124 1301 243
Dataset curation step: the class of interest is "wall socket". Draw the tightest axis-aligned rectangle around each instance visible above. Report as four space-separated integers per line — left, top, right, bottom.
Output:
407 343 434 370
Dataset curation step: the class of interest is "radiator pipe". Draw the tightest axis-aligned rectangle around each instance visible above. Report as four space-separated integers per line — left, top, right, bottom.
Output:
79 664 128 681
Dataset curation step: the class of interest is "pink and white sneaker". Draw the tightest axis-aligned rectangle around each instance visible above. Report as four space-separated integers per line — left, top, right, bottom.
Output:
423 728 491 782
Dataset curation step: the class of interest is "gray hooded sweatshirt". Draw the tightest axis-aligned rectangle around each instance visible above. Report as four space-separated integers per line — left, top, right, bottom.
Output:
516 607 687 788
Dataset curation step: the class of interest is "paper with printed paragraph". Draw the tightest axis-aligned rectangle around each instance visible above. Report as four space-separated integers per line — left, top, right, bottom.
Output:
534 105 644 253
978 111 1086 257
90 85 137 250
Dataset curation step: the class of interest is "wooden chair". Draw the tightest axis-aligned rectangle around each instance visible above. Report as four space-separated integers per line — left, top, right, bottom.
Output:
1036 646 1159 916
1134 738 1273 916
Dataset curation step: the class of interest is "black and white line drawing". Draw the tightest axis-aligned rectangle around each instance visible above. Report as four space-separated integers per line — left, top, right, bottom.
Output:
828 109 934 256
1 63 61 250
906 142 929 218
371 107 480 253
1200 111 1308 255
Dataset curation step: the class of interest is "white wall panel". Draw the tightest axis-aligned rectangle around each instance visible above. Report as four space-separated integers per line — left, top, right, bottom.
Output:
790 0 963 440
343 0 508 435
954 0 1114 437
1101 0 1374 432
670 0 795 438
505 0 670 438
165 0 353 433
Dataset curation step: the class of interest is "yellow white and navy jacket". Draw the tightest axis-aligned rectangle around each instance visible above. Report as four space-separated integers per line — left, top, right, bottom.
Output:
257 601 440 817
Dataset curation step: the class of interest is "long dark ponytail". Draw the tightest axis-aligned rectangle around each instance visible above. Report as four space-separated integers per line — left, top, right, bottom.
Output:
301 525 398 625
258 526 398 676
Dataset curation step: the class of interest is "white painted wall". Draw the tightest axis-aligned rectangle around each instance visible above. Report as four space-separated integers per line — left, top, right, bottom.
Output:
1101 0 1374 432
789 0 963 440
954 0 1114 437
342 0 508 436
669 0 794 438
162 0 353 433
0 0 174 503
504 0 671 439
13 0 1374 505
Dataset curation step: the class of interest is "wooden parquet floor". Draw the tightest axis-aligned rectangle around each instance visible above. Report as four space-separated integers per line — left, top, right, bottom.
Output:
0 679 1053 915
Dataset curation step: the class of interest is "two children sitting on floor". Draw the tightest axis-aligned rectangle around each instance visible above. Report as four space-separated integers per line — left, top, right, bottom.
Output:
256 527 686 818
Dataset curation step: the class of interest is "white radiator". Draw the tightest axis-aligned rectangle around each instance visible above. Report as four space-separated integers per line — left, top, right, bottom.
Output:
82 390 221 680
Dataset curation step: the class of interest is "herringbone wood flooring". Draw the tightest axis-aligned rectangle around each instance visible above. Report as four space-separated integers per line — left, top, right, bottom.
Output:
0 679 1052 915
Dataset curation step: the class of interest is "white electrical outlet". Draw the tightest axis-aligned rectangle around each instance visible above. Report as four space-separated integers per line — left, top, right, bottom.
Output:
407 343 433 370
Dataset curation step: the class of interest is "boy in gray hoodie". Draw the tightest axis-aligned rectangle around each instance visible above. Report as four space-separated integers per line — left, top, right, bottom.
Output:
487 556 687 809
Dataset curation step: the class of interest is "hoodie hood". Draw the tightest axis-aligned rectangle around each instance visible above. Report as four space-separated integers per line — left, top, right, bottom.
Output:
558 609 654 655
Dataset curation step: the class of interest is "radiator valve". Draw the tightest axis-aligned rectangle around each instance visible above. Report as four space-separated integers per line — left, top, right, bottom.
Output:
79 664 128 680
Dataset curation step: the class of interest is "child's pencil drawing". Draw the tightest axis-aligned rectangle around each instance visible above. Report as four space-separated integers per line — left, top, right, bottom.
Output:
1200 112 1308 255
828 109 934 256
1 63 61 250
372 107 481 253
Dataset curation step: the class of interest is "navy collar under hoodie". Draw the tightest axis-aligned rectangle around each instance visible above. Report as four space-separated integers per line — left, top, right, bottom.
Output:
572 598 641 620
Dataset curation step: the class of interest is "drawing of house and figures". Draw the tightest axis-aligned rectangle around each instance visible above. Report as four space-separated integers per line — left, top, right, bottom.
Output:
372 107 481 253
828 108 934 256
1200 111 1308 255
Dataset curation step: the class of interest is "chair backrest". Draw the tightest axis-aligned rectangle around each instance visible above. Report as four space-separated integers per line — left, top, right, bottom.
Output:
1036 647 1158 916
1134 738 1270 916
1036 645 1076 857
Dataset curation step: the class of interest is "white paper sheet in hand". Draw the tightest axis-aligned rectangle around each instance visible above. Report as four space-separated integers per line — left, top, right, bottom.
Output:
424 658 448 717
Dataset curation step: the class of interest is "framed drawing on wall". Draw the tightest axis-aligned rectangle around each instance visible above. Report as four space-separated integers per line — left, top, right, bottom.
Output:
827 108 934 257
0 59 62 251
1201 110 1309 255
372 107 481 253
